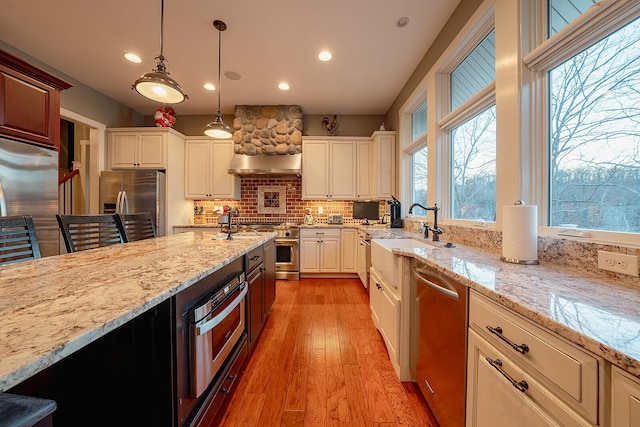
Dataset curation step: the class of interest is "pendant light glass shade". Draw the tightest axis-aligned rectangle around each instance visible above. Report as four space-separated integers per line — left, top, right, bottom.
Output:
204 20 232 139
204 111 233 138
132 0 187 104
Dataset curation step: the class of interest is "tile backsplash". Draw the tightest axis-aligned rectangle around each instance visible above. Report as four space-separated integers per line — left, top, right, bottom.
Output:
192 177 386 225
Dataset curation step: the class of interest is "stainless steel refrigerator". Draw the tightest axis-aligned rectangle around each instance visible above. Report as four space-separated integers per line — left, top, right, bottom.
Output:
99 170 167 236
0 137 60 257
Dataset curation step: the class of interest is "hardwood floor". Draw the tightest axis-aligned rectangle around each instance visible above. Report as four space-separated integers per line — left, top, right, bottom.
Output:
217 278 438 427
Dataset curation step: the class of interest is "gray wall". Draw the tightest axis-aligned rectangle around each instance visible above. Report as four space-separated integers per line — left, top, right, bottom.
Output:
0 41 144 128
144 113 385 137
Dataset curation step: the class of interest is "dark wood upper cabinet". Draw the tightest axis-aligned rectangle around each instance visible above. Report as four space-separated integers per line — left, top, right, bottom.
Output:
0 48 72 150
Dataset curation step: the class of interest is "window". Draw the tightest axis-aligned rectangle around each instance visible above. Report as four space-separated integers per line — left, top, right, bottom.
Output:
411 146 427 216
448 29 496 221
452 105 496 221
403 99 428 216
548 0 596 36
548 16 640 232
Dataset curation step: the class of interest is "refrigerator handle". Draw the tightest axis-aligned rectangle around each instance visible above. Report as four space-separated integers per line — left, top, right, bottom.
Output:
116 191 123 214
0 180 7 217
121 191 129 214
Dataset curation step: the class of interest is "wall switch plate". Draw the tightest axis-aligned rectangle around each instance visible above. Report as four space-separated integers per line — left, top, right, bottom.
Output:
597 250 639 276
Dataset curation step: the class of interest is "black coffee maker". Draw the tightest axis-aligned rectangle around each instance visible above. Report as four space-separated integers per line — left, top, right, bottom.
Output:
388 196 403 228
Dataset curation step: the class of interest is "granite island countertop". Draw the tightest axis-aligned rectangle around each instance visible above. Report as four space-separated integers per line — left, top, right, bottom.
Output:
367 228 640 378
0 230 276 392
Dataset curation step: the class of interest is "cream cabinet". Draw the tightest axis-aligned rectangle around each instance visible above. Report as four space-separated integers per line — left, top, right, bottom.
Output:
371 131 396 199
301 139 357 199
108 128 170 169
467 291 601 427
356 140 372 199
467 329 593 427
300 228 341 273
184 138 240 200
611 366 640 427
370 267 400 366
340 228 358 273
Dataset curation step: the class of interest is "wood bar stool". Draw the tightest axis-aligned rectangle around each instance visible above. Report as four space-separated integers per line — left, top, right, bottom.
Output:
117 212 157 242
0 215 41 266
56 214 126 253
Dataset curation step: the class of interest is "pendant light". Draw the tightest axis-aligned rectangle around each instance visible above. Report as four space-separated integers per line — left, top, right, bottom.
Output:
132 0 187 104
204 20 233 139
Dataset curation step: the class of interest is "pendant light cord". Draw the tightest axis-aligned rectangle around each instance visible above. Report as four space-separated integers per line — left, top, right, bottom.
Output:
217 23 222 113
159 0 165 59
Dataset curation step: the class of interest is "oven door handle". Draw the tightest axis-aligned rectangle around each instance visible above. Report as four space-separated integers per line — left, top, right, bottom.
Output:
195 284 248 336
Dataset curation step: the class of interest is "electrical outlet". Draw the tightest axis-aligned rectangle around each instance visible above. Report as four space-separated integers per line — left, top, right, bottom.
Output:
318 206 323 214
597 250 639 276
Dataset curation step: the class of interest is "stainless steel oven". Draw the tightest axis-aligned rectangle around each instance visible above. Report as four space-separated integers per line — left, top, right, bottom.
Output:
275 225 299 280
174 257 248 427
190 272 246 398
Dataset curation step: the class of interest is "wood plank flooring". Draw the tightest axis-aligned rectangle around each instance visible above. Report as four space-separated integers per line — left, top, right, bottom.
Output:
217 278 438 427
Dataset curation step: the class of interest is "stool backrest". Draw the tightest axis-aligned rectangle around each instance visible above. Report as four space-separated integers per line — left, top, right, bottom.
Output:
0 215 41 265
56 214 126 253
117 212 157 242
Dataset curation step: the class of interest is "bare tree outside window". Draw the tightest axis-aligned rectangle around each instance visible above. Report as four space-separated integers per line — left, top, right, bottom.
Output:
549 18 640 232
452 106 497 221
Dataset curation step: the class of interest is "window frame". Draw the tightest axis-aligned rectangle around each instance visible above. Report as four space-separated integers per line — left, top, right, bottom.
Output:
435 5 497 227
526 0 640 244
400 86 428 219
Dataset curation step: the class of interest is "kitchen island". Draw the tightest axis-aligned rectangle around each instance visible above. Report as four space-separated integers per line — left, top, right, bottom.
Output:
0 230 275 424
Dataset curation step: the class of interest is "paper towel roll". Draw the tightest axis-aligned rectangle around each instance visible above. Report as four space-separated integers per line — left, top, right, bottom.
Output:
502 203 539 264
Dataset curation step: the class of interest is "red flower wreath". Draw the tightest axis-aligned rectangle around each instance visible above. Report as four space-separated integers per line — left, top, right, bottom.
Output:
154 106 177 127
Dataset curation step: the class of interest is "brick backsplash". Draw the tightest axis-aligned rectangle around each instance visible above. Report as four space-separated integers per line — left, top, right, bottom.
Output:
192 177 386 225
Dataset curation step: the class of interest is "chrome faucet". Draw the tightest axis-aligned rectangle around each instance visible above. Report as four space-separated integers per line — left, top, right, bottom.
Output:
408 203 443 242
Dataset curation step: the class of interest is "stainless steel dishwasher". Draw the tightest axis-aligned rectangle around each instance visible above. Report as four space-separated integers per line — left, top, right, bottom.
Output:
413 261 468 427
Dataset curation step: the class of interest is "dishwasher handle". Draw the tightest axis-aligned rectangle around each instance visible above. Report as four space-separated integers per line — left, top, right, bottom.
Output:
413 267 459 300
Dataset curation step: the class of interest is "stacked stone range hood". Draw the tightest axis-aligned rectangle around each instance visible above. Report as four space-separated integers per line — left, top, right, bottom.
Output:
228 105 303 177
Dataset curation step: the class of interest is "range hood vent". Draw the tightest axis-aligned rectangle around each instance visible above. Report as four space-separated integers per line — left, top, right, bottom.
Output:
228 153 301 177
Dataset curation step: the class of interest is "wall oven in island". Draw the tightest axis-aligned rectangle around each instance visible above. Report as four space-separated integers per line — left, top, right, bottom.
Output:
175 256 249 427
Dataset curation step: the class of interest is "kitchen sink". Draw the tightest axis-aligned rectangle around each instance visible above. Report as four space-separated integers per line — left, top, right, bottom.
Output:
371 238 436 287
212 232 262 240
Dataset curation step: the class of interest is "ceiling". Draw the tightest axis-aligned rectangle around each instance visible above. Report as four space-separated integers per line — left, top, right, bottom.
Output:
0 0 461 117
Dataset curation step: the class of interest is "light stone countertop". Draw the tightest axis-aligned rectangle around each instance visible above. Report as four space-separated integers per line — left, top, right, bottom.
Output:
368 228 640 378
0 231 276 392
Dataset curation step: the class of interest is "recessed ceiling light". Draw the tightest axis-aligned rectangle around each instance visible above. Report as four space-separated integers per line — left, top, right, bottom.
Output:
318 51 332 61
278 82 290 90
396 17 409 28
124 53 142 63
203 83 216 91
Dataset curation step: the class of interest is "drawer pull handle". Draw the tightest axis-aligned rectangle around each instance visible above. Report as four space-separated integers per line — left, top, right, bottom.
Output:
221 374 239 394
486 357 529 393
486 325 530 354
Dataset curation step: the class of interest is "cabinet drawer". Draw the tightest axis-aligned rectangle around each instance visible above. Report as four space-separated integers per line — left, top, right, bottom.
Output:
300 228 341 238
469 292 600 424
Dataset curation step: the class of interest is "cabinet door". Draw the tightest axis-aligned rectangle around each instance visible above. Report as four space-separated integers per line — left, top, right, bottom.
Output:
378 279 400 364
302 140 329 199
356 140 372 199
0 63 63 149
110 133 138 168
248 267 264 346
372 132 395 199
611 366 640 427
329 141 356 199
263 240 276 315
320 237 341 272
357 239 367 286
137 133 165 168
341 229 358 273
210 140 240 199
300 238 321 272
185 140 211 198
467 330 593 427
